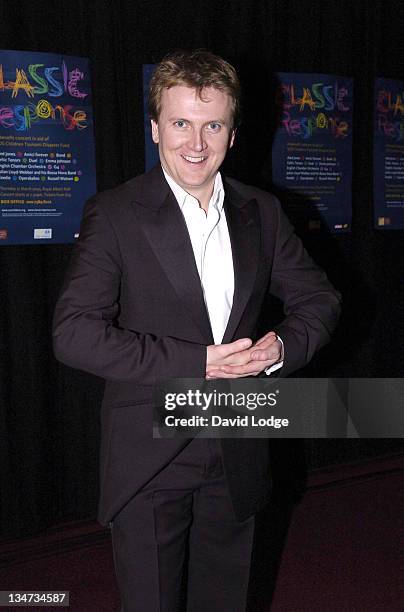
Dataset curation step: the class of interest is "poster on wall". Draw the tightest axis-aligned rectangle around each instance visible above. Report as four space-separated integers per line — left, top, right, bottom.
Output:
0 50 96 245
374 78 404 230
272 72 353 233
143 64 159 172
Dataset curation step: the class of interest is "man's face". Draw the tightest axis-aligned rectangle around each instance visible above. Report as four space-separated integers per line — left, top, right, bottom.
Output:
151 85 235 203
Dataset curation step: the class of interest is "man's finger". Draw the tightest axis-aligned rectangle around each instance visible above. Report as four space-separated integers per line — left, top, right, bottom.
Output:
206 369 263 379
253 331 278 347
250 345 281 361
207 338 253 368
207 372 252 380
223 337 253 354
251 347 281 361
215 360 275 376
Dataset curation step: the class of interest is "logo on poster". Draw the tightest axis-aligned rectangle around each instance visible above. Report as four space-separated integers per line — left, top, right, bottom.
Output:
34 228 52 239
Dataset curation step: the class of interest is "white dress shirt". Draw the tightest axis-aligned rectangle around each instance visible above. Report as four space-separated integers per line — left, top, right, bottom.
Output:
163 169 233 344
163 168 283 373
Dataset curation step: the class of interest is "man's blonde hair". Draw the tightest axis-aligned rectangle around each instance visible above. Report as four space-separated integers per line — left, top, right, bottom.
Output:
148 49 241 128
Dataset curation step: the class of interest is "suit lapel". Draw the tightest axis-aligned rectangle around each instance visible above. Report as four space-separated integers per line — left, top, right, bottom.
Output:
222 181 261 343
131 167 214 344
130 166 261 346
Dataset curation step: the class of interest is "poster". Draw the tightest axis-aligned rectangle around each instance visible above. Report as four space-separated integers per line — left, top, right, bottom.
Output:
143 64 159 172
374 78 404 229
272 73 353 233
0 50 96 244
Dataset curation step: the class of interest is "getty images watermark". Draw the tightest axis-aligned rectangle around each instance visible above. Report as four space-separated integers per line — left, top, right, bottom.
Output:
163 388 288 430
153 378 404 438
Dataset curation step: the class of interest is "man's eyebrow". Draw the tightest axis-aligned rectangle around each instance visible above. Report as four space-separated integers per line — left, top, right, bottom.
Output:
166 116 229 124
167 116 188 122
207 118 228 124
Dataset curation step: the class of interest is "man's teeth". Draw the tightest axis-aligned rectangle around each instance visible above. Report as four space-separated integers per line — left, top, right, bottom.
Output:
183 155 206 163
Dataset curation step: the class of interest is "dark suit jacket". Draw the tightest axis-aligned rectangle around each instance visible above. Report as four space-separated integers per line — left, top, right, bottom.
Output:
53 164 341 524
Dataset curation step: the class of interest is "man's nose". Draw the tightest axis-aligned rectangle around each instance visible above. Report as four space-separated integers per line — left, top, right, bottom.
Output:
189 128 207 152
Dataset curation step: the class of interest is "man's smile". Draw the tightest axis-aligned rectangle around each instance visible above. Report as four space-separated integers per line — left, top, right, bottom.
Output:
181 155 207 164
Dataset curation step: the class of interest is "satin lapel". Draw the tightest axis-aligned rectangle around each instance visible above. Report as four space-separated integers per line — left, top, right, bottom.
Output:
132 186 214 344
222 185 261 344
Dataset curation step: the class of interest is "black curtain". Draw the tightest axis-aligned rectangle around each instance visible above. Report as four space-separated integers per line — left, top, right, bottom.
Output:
1 0 403 537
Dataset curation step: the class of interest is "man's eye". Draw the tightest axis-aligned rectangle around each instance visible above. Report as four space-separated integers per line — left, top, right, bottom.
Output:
207 122 221 130
174 120 187 128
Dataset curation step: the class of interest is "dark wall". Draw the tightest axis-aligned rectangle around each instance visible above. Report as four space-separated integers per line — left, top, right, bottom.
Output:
0 0 403 537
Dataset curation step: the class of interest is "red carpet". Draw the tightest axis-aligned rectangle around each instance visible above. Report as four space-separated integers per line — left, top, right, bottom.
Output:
0 453 402 611
270 454 404 611
0 523 118 611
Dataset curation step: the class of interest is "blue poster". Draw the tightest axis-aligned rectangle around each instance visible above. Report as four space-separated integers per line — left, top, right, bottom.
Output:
0 50 96 244
272 73 353 233
374 78 404 229
143 64 159 172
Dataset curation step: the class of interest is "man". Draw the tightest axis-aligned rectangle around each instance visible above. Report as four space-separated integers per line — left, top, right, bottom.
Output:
53 50 341 611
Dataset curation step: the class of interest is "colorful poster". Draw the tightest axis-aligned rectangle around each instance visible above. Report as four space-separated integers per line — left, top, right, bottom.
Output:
374 78 404 229
0 50 96 244
272 73 353 233
143 64 159 172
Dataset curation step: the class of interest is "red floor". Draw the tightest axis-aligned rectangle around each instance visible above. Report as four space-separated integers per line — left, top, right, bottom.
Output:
0 453 403 611
271 466 403 611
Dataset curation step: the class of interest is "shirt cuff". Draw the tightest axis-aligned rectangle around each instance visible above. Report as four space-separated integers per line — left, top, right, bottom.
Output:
264 335 284 375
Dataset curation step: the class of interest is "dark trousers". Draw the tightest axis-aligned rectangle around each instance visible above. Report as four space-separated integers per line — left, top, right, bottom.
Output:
111 437 255 612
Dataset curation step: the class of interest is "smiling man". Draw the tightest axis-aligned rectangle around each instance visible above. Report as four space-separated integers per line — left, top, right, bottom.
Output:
53 50 341 611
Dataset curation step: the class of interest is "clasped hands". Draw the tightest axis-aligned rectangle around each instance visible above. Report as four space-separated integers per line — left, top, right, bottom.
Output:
206 331 283 379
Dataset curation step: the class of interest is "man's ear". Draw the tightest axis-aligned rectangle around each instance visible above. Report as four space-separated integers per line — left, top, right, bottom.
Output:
229 128 236 149
151 119 159 144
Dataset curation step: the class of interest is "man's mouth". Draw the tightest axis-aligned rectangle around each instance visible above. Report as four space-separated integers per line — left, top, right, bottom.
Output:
181 155 207 164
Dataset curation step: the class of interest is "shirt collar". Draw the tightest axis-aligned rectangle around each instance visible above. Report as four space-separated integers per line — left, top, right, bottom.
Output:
162 167 224 212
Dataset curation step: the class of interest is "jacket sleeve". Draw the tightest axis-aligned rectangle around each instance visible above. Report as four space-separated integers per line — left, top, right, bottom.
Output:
52 197 206 385
269 199 342 377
